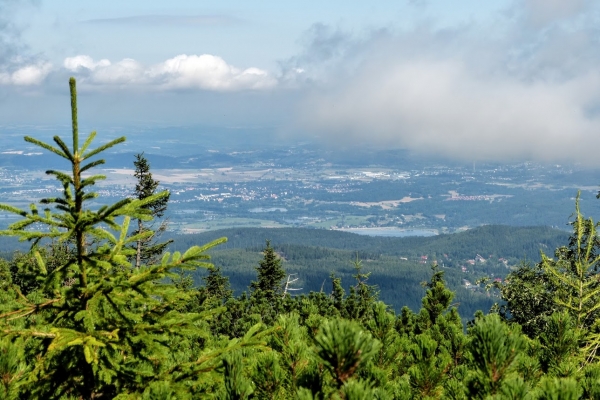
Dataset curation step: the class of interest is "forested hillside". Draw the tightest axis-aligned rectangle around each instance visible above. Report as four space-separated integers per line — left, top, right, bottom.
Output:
170 225 568 261
167 225 567 315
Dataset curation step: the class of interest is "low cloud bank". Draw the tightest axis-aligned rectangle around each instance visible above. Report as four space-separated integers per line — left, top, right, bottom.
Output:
63 54 276 91
293 2 600 165
0 61 52 85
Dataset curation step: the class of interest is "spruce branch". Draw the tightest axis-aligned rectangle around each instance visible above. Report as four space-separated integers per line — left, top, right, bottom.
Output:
80 130 97 154
24 136 68 159
52 136 74 162
80 159 105 173
82 137 126 160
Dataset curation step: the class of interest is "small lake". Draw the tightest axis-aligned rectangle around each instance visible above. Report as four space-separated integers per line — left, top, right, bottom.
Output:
249 207 288 213
337 228 438 237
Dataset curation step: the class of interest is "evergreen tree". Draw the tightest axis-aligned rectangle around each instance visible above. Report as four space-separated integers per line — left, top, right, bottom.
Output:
313 318 380 389
419 264 455 328
250 351 285 399
344 255 379 323
465 314 527 398
407 333 451 397
204 265 233 302
269 313 310 393
537 312 581 375
366 302 405 372
0 78 265 398
542 196 600 331
498 194 600 364
7 241 75 296
330 273 345 316
131 152 172 268
0 258 11 291
250 240 286 302
221 351 254 400
0 337 28 400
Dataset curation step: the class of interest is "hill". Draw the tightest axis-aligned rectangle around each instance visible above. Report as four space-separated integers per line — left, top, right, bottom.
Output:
170 225 566 260
168 225 568 317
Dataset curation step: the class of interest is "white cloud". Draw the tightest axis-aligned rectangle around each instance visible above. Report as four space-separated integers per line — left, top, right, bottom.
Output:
150 54 275 90
64 55 111 71
294 11 600 166
0 0 49 87
89 59 145 85
302 58 600 163
63 54 276 91
0 61 52 85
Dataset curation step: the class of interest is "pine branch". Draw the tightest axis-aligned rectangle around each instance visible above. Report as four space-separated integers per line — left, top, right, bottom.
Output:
0 204 27 217
80 159 105 173
45 170 74 186
80 131 97 154
24 136 69 159
82 137 126 160
53 136 74 162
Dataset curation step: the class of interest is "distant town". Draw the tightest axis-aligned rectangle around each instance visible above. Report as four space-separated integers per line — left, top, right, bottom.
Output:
1 126 599 237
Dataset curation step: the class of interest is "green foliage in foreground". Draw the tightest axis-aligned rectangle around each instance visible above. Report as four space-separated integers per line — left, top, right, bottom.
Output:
0 79 268 399
2 79 600 398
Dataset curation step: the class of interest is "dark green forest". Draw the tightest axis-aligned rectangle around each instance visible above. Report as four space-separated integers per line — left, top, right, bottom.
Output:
170 225 567 261
2 79 600 399
165 225 567 317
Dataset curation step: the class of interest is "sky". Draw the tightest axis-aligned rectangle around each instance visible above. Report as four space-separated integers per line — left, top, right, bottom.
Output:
2 0 600 165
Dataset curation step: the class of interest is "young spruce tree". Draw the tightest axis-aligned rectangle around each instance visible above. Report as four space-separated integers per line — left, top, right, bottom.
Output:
250 240 286 302
0 78 266 398
131 152 172 268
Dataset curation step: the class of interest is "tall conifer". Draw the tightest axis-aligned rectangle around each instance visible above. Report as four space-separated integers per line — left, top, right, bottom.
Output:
250 240 286 301
131 152 172 268
0 78 265 398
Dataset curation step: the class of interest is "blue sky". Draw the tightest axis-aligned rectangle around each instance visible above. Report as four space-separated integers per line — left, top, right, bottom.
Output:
14 1 505 69
2 0 600 165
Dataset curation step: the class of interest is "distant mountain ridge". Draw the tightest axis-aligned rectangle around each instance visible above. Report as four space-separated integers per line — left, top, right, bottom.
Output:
170 225 569 262
166 225 568 316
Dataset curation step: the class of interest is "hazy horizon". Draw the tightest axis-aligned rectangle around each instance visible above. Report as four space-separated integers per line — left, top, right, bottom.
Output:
2 1 600 165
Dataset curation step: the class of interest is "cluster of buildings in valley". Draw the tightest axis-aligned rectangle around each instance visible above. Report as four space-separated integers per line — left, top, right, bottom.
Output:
169 185 289 204
414 252 510 290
